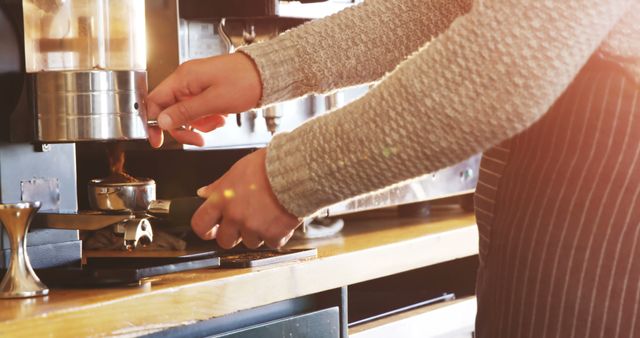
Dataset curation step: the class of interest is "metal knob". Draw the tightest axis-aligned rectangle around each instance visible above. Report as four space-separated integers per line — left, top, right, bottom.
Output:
0 202 49 298
147 119 194 132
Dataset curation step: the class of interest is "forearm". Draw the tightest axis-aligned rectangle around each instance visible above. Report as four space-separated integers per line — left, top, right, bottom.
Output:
266 0 632 217
240 0 472 105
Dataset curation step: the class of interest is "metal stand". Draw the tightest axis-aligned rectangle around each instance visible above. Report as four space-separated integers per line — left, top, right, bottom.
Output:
0 202 49 298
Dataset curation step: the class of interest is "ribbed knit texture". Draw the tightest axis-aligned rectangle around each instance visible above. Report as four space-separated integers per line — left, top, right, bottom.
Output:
241 0 640 217
241 0 473 104
601 5 640 84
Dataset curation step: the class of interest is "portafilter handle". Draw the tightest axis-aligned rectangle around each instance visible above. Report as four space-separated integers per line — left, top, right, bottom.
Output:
0 202 49 299
148 196 205 228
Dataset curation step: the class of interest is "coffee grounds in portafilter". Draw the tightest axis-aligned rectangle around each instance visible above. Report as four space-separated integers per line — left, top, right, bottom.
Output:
103 142 140 183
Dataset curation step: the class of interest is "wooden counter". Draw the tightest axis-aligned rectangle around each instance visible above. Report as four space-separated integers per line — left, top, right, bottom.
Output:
0 207 477 337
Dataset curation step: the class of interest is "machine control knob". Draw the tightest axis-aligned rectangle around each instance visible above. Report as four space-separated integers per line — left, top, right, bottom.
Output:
248 110 258 133
262 106 282 135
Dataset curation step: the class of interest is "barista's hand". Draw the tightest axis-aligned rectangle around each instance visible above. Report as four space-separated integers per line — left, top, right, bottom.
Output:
191 148 300 249
146 53 262 148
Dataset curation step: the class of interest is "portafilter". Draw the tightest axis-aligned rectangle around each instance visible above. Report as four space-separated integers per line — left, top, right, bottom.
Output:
88 178 205 227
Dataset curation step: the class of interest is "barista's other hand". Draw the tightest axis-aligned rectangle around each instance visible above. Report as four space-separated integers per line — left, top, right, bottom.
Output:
191 148 299 249
146 53 262 148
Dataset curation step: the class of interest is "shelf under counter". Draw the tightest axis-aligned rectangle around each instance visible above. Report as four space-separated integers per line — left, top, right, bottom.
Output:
0 206 477 337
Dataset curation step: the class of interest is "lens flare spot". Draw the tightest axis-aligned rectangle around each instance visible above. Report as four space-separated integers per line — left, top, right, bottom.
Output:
249 184 257 191
382 146 397 158
223 189 235 199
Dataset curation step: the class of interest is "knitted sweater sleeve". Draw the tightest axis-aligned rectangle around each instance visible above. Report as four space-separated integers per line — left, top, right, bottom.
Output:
261 0 632 217
240 0 473 105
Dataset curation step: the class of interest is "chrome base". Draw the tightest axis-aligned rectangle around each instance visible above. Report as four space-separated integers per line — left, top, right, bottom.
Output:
0 287 49 299
0 202 49 299
35 70 148 142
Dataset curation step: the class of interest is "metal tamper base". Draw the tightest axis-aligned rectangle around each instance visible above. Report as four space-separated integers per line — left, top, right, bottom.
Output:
0 202 49 298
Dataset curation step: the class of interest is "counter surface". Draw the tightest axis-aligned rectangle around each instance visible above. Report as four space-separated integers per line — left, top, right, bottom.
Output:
0 207 477 337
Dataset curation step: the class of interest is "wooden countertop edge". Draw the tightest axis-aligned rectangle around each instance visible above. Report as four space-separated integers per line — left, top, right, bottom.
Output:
0 221 478 337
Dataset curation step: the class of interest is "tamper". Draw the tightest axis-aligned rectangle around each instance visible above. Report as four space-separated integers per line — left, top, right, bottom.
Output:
0 202 49 298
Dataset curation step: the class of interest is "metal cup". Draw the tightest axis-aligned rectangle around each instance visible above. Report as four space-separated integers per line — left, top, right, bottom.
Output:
0 202 49 298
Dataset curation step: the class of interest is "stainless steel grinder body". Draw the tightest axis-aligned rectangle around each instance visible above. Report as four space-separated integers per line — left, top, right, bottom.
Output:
35 70 148 142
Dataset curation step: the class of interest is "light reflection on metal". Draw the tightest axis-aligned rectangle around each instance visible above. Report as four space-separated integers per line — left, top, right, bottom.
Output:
35 70 148 142
320 154 481 217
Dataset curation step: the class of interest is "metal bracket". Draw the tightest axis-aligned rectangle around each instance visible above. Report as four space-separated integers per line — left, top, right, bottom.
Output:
113 218 153 251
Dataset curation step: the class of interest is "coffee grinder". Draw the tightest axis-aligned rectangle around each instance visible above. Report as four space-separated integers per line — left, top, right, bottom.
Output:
0 0 149 269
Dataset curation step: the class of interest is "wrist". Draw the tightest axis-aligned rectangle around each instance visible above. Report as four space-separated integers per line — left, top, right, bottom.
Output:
233 51 263 108
238 37 311 106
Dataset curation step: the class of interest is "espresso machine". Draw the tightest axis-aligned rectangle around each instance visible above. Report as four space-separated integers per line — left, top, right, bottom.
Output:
0 0 355 274
0 0 479 274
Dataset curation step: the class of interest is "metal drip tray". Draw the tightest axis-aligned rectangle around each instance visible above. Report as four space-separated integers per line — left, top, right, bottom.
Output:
217 248 318 268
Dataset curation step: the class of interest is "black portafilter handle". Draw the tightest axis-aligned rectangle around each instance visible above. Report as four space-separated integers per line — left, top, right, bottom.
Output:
148 197 206 227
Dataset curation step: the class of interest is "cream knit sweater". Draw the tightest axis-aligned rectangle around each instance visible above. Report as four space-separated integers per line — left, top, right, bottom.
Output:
241 0 640 218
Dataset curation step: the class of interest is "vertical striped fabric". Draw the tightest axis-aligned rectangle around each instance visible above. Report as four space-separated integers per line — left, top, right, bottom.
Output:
475 55 640 338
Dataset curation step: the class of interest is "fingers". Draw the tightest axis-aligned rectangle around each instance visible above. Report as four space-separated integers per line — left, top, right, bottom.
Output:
199 224 220 241
191 115 226 133
148 115 225 148
197 180 220 198
166 128 205 147
263 230 295 249
216 219 241 249
156 86 230 130
262 217 298 248
147 125 164 148
146 72 181 120
191 196 223 239
147 96 168 148
281 230 295 247
240 229 264 249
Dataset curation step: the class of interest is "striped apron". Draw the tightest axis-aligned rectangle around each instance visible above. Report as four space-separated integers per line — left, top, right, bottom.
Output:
475 54 640 338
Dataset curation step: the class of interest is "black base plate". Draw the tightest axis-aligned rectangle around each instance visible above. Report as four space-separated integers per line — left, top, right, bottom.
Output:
35 248 317 287
38 252 220 287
